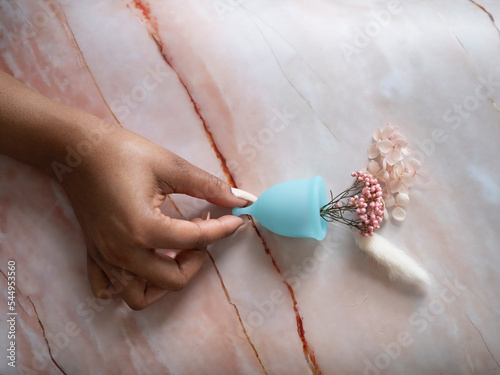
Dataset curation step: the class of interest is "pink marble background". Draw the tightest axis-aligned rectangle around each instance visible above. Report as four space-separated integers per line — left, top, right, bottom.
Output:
1 1 499 374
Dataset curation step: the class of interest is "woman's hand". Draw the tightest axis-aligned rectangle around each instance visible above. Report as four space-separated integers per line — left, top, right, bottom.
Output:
62 126 246 310
0 71 246 310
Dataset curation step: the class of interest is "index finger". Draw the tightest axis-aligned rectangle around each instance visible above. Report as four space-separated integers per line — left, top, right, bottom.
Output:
156 154 247 207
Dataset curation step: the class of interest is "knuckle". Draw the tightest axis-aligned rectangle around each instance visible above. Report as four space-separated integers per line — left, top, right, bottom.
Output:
99 243 123 267
170 277 186 292
171 155 190 172
127 298 147 311
89 285 100 298
93 233 125 267
192 228 209 250
205 174 225 198
127 227 149 249
96 288 114 299
171 156 191 181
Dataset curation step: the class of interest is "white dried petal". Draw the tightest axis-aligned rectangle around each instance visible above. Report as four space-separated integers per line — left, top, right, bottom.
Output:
398 184 410 195
382 170 390 181
408 157 421 172
387 179 400 193
382 124 395 139
382 158 387 170
392 206 406 221
368 160 380 174
385 147 404 166
416 171 431 184
378 140 393 154
368 143 380 159
396 193 410 206
384 194 396 207
402 145 413 156
401 173 414 187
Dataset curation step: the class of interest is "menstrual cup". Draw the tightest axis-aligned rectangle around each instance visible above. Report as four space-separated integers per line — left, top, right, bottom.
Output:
232 176 328 240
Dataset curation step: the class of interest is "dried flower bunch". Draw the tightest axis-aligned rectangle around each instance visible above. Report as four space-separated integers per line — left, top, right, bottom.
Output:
320 171 384 237
320 124 427 234
319 123 431 285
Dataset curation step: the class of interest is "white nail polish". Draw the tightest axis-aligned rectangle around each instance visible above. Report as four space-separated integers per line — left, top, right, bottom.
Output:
231 188 258 203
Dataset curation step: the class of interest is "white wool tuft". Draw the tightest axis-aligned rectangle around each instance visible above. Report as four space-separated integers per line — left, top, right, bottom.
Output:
354 233 431 286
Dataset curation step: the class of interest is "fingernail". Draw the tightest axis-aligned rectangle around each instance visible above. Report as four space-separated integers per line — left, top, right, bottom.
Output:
219 215 245 227
202 211 211 220
231 188 258 204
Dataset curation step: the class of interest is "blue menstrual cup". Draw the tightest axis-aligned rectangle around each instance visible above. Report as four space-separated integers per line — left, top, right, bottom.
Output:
232 176 328 240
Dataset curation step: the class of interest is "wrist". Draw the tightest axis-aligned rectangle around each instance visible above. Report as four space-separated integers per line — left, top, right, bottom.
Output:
47 114 120 184
0 71 120 182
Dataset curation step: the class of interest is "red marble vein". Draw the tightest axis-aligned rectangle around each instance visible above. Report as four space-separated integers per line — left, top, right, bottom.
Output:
131 0 236 187
468 0 500 37
207 252 269 375
128 3 321 374
28 297 68 375
465 313 500 368
251 220 322 375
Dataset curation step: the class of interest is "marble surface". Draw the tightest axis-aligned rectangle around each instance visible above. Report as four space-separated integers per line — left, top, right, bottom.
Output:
1 0 500 374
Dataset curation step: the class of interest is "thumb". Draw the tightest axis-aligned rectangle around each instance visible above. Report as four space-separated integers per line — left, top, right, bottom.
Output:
145 214 245 250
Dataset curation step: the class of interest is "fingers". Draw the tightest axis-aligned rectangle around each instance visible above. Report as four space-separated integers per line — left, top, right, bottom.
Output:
85 210 243 310
87 236 209 309
145 214 244 250
116 213 223 297
88 251 169 310
87 254 116 299
158 154 247 207
105 266 169 311
231 188 258 204
117 246 207 293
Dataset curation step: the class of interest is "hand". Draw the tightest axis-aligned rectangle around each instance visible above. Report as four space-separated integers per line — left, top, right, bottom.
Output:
61 125 246 310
